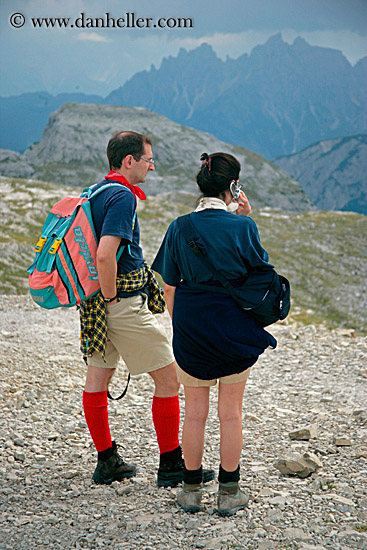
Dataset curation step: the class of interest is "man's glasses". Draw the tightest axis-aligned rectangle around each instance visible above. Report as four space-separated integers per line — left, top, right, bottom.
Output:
140 157 155 165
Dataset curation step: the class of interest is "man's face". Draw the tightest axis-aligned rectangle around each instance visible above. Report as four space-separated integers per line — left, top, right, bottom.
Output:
130 144 155 185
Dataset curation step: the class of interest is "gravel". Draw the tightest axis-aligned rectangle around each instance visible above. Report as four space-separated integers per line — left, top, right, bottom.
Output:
1 295 366 550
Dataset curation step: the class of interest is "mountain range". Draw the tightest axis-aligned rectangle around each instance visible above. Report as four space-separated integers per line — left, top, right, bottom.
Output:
106 35 367 159
0 102 312 212
1 35 366 160
275 135 367 214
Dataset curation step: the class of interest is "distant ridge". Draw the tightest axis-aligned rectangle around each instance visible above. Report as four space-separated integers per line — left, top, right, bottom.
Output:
106 35 367 159
275 135 367 214
1 35 366 159
0 91 104 153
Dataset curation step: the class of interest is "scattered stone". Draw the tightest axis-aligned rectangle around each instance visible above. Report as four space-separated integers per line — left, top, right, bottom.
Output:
297 545 326 550
13 451 25 462
329 494 356 506
334 436 352 446
334 328 355 337
284 527 311 541
14 517 31 526
254 487 277 501
116 485 132 496
1 295 366 550
64 470 79 479
275 452 322 478
254 528 267 538
186 518 200 529
289 424 318 440
244 413 262 422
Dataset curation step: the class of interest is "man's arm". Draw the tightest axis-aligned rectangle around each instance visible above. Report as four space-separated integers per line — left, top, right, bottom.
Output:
97 235 122 305
164 283 176 319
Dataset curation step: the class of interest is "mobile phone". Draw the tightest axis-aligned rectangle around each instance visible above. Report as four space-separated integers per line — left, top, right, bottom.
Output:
230 180 241 201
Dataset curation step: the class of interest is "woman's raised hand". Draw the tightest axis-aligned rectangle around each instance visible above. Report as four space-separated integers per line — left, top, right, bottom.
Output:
236 190 251 216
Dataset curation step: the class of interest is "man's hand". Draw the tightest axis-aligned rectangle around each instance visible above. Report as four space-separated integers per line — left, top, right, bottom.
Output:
235 190 251 216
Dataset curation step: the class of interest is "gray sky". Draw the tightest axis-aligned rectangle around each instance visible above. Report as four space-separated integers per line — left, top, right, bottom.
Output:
1 0 366 97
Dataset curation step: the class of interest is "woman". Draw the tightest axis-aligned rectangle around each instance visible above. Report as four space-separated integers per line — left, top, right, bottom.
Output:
152 152 277 516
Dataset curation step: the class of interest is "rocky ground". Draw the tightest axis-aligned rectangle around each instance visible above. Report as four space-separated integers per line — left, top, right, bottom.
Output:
1 296 367 550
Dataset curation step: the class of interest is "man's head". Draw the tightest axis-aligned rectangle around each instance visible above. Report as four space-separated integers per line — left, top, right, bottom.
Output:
107 131 155 185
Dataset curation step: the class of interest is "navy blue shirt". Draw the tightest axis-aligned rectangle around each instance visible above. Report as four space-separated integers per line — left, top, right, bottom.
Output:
152 209 272 286
90 181 145 295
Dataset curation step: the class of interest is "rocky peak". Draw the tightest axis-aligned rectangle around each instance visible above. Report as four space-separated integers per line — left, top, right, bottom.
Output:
21 102 313 211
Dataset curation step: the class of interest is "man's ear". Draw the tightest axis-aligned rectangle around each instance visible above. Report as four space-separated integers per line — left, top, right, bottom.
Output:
122 154 134 169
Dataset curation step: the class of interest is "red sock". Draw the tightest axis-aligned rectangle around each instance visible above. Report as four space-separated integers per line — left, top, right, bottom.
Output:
152 395 180 454
83 391 112 452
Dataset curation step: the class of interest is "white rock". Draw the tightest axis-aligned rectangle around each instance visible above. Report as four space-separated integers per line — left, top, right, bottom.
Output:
289 424 318 440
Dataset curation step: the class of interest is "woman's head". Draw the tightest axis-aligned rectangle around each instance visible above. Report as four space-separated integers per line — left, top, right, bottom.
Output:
196 152 241 198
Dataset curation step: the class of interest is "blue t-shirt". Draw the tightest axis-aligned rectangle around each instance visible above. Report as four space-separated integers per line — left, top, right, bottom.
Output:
152 209 272 286
90 182 145 293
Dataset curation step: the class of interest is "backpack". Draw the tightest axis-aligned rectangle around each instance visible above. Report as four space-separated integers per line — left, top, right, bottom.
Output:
27 182 131 309
176 213 290 327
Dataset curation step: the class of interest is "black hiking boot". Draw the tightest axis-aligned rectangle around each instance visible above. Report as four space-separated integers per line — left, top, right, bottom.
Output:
157 446 215 488
92 441 137 485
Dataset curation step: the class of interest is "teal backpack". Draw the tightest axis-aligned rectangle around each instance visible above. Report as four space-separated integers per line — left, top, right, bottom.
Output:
27 183 132 309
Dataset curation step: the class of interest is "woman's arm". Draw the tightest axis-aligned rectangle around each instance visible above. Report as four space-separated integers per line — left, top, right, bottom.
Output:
164 283 176 319
235 190 251 216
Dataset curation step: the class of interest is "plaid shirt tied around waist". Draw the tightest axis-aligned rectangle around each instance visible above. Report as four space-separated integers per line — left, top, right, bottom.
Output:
79 265 165 363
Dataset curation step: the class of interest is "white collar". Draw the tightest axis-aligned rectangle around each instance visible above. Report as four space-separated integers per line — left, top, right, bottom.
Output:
195 196 238 213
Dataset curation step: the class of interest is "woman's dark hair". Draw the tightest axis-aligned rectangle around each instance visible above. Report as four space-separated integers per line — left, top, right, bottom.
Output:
196 152 241 198
107 131 152 170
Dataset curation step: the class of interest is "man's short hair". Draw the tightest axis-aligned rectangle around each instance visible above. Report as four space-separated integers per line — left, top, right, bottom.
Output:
107 131 152 170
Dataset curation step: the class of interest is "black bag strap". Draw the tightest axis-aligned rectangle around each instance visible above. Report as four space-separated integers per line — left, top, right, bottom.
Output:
107 373 131 400
176 214 277 311
176 214 241 298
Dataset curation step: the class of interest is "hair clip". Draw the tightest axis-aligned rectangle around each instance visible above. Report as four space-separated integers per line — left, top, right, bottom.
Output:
201 157 212 172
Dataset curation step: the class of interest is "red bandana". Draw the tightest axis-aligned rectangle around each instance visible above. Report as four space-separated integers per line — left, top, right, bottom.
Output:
104 171 146 200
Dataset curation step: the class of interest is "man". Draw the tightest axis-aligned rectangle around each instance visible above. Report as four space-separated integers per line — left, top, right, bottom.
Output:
80 131 214 488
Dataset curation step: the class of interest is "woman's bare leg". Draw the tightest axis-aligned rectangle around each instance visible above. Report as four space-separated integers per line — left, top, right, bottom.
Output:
218 379 248 471
181 386 210 470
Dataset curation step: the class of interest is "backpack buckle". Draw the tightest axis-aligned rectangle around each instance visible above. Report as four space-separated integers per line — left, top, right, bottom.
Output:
34 236 47 252
49 238 62 254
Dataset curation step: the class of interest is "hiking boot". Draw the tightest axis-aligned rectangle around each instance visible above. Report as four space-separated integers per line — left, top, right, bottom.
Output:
177 482 203 513
92 442 136 485
157 446 215 487
217 482 249 516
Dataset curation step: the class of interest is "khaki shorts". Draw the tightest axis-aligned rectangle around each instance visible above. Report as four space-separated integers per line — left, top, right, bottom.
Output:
87 293 175 374
176 365 251 387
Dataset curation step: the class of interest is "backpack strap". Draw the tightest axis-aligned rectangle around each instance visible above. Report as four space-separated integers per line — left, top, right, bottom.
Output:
82 182 126 199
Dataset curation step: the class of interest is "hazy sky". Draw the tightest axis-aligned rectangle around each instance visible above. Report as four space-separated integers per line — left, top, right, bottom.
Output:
1 0 366 97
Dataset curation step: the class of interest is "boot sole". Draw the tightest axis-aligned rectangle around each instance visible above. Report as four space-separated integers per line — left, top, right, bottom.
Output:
93 469 136 485
217 500 249 516
177 502 201 513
